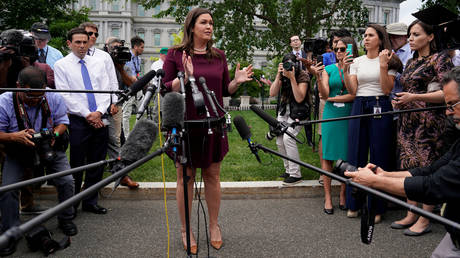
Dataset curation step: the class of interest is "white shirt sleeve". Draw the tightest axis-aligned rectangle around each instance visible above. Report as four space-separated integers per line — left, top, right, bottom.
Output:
54 59 91 118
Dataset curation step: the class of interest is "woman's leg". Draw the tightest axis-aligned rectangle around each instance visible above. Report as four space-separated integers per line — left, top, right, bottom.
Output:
176 163 196 246
202 162 222 241
340 183 346 207
321 159 333 210
408 204 433 232
393 199 419 225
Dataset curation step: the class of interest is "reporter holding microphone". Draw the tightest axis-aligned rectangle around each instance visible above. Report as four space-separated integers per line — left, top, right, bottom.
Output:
162 8 253 254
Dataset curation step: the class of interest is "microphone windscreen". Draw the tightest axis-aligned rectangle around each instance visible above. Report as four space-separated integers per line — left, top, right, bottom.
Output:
233 115 251 140
198 76 206 85
129 70 156 96
156 69 165 77
120 119 158 163
250 105 279 128
162 92 184 130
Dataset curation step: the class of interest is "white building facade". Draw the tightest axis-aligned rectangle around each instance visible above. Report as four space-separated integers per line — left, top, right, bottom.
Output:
74 0 404 73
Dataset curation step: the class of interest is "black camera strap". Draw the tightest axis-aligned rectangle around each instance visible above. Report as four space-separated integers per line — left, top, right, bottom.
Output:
12 92 52 131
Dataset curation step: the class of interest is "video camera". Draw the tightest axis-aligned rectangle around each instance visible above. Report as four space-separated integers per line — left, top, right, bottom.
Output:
412 5 460 50
0 30 36 61
31 128 58 166
108 40 131 64
332 159 357 178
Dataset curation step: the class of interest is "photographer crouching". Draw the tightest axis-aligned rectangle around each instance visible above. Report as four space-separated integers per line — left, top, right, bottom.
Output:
0 67 76 256
269 53 311 185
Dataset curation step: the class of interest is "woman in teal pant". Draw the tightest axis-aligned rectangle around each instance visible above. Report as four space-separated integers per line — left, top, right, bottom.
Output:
318 37 358 214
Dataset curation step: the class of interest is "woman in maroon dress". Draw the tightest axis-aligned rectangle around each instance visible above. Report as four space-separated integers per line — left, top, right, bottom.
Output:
163 8 253 254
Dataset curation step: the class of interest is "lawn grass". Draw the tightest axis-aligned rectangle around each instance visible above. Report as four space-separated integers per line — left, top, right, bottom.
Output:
113 110 321 182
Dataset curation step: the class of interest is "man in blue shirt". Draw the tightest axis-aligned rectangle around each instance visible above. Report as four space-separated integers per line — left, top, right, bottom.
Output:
122 36 144 138
30 22 63 70
386 22 413 97
0 67 76 256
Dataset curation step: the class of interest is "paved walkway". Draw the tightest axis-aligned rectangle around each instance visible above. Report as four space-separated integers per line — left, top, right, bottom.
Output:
14 195 443 257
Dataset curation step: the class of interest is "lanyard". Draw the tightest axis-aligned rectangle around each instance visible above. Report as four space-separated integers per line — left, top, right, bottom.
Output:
337 65 346 95
15 94 53 130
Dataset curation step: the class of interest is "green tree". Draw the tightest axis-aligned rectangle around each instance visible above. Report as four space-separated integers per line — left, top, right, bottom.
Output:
140 0 368 64
0 0 89 54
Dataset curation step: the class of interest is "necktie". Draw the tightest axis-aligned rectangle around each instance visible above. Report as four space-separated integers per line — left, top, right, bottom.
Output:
79 60 97 112
87 49 91 56
38 49 46 63
296 52 303 70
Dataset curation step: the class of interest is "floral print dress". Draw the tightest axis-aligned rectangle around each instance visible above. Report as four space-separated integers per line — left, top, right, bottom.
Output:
397 51 453 169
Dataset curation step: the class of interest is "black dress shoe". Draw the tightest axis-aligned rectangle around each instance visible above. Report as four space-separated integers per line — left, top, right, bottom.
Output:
58 219 78 236
0 239 17 257
82 204 107 214
339 204 347 211
324 208 334 215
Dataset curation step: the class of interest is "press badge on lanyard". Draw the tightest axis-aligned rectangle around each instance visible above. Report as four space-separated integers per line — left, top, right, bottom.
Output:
373 96 382 118
333 102 345 108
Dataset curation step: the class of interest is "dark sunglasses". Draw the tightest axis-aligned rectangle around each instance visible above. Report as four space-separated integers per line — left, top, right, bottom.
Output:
87 31 99 37
334 47 347 52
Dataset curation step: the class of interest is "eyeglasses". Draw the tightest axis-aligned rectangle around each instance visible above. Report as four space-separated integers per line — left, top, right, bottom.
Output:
447 101 460 112
334 47 347 52
87 31 99 37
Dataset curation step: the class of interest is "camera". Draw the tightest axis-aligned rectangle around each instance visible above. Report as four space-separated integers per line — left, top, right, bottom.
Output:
31 128 58 166
108 40 131 64
0 30 36 60
266 125 282 140
282 60 296 71
25 226 60 256
332 159 357 178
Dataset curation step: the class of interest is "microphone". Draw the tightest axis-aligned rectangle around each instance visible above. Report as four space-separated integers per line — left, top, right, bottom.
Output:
162 92 185 154
189 75 206 116
250 105 302 144
136 81 157 120
156 69 165 93
177 71 186 96
233 116 261 163
112 119 158 189
116 70 156 105
162 92 185 131
198 76 219 117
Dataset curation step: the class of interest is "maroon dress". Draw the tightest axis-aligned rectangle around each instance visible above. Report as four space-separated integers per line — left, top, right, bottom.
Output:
163 48 230 168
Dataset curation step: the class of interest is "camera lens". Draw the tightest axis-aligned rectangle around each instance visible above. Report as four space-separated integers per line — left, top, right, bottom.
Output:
283 61 293 71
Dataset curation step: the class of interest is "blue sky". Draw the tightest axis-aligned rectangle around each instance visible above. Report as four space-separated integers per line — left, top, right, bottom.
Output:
399 0 423 24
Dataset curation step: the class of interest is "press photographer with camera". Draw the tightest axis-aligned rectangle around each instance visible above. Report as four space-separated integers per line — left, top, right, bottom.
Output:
104 37 138 188
269 53 310 185
0 67 76 256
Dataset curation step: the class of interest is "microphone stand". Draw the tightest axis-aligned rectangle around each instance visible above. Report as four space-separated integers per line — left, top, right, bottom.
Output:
0 146 168 249
176 72 193 258
297 105 447 126
0 159 116 194
136 80 158 120
250 142 460 232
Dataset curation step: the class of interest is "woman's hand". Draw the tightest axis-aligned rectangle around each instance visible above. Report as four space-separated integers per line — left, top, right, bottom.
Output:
343 53 353 72
298 57 313 70
234 63 254 85
394 92 415 105
282 66 296 81
309 62 325 79
182 50 193 77
379 49 393 69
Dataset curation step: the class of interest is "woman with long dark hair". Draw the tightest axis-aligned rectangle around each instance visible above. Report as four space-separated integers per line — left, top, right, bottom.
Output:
269 53 310 185
344 24 402 222
317 37 357 214
162 8 253 254
390 20 453 236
